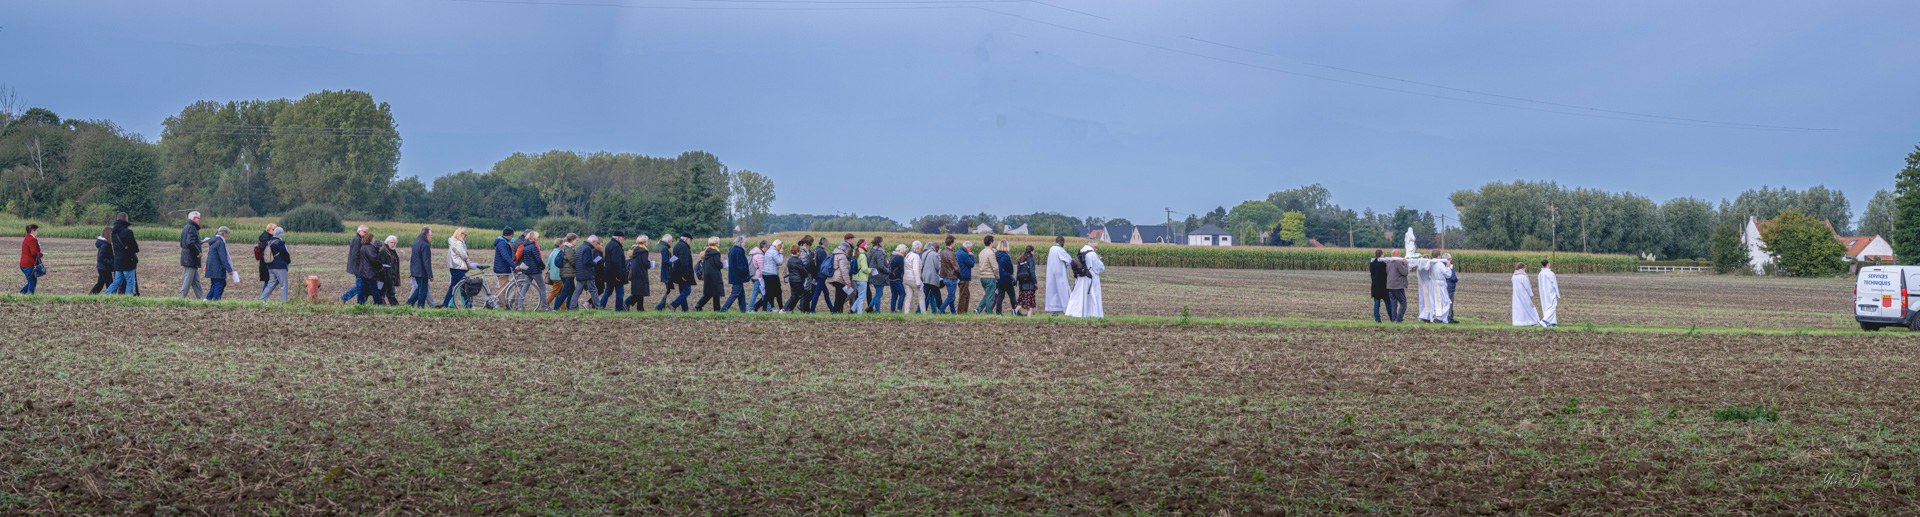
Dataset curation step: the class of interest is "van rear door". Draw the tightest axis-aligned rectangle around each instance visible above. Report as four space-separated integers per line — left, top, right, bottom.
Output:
1856 267 1904 320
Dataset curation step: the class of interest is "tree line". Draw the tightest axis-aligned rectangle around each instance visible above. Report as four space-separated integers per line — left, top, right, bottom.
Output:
0 87 775 239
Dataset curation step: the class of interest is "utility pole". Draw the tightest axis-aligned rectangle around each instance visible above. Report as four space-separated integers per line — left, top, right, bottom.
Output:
1164 207 1176 244
1549 205 1558 256
1438 214 1450 250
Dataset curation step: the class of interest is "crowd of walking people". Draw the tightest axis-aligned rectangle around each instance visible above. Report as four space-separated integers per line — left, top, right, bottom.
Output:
1366 250 1561 327
13 217 1112 318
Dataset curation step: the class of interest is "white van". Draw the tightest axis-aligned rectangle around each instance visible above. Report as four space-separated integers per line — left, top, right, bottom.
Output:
1855 265 1920 331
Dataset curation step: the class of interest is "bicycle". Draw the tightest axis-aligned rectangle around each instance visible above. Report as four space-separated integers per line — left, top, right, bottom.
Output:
499 267 552 311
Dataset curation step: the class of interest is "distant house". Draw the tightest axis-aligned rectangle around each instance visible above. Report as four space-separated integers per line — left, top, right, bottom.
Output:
1131 225 1175 245
1840 235 1895 263
1002 224 1030 235
1186 224 1233 246
1742 215 1887 273
972 223 994 235
1089 227 1113 243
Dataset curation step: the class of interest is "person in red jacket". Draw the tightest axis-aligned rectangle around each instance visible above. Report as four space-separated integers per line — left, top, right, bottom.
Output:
19 224 43 294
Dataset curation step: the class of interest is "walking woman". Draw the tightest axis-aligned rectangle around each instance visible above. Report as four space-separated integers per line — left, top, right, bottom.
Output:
379 236 402 305
696 237 725 311
1015 245 1038 316
888 244 907 312
441 227 471 308
18 224 42 294
91 226 114 294
551 234 576 310
783 243 809 313
575 234 603 309
653 233 675 311
902 241 925 314
256 223 276 286
353 233 381 304
627 235 651 310
850 241 870 314
757 240 784 312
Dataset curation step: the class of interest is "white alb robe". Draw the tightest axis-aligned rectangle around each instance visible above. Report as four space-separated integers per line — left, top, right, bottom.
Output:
1044 245 1072 312
1433 260 1454 321
1538 267 1560 326
1064 246 1105 318
1511 271 1546 327
1407 257 1437 322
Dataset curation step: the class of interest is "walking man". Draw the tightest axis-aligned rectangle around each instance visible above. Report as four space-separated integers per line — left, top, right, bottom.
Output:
405 226 433 308
179 211 204 299
106 213 141 295
1384 250 1410 323
601 231 629 310
339 225 372 303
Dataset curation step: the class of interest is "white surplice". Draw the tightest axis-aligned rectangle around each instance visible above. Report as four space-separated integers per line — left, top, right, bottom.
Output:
1512 271 1546 327
1064 246 1105 318
1538 267 1560 326
1045 245 1072 312
1407 257 1436 322
1433 259 1454 321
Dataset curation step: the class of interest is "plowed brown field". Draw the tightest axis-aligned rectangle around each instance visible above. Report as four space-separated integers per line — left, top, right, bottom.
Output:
3 300 1917 514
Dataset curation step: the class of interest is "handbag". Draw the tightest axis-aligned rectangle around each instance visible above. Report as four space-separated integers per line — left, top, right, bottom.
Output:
32 264 46 278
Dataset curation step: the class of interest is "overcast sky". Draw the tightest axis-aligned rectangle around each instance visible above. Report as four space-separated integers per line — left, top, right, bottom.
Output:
6 1 1917 223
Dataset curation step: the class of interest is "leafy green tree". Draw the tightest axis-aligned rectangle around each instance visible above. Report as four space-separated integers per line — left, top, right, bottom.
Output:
1278 211 1307 245
1896 145 1920 264
1709 222 1749 274
389 176 430 221
1760 210 1847 277
1658 197 1716 260
667 163 728 237
1266 184 1332 213
72 134 161 221
728 170 776 235
267 90 400 214
1226 200 1284 236
1860 189 1895 239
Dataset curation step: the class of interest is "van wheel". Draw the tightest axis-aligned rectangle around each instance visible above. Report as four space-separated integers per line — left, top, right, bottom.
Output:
1862 322 1883 331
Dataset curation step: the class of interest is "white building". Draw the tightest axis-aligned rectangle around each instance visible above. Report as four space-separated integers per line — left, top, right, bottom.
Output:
1840 235 1895 263
1186 224 1233 246
1743 215 1891 273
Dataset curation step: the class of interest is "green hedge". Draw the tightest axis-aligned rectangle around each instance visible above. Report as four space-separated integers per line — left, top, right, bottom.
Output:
1098 246 1639 273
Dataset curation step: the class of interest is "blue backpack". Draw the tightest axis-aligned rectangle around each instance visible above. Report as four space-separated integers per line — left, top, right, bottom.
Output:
815 252 836 280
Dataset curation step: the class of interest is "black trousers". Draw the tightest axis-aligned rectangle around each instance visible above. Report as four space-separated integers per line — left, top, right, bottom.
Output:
90 270 112 294
784 280 807 312
757 274 782 311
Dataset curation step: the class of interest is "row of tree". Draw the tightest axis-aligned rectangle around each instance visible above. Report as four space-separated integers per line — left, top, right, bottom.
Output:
0 88 777 240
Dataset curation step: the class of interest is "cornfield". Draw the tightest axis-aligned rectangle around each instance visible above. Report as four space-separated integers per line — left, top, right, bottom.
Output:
1098 246 1638 273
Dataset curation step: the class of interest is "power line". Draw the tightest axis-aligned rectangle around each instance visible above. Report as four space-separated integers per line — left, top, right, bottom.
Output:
439 0 979 11
689 0 1106 20
1179 35 1829 132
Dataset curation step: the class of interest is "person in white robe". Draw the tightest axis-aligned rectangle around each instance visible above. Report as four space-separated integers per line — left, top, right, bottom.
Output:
1405 251 1441 323
1537 259 1560 327
1064 241 1105 318
1044 236 1072 315
1433 253 1454 322
1511 263 1547 327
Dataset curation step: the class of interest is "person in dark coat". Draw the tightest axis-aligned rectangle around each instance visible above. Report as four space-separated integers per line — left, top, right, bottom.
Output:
994 242 1016 315
1444 267 1460 324
654 234 677 311
353 234 381 304
203 226 234 301
492 227 516 291
694 237 725 311
1369 250 1389 323
255 225 275 283
405 227 434 307
259 227 292 301
339 225 371 303
807 240 830 312
105 213 141 295
378 236 401 305
91 226 114 294
600 232 628 310
888 244 907 312
574 235 603 309
179 211 204 299
783 240 812 313
669 235 695 311
721 236 751 313
626 235 651 311
1384 250 1411 323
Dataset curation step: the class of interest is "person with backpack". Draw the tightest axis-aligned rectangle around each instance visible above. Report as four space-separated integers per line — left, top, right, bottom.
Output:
254 223 276 286
1063 239 1105 318
91 226 114 295
178 211 204 299
993 241 1016 315
546 235 570 309
806 238 830 313
721 236 751 313
258 227 292 302
204 226 234 301
338 225 371 303
826 243 852 313
865 236 890 313
18 224 42 295
492 227 516 293
106 213 141 295
1015 245 1038 316
405 226 434 308
600 231 629 310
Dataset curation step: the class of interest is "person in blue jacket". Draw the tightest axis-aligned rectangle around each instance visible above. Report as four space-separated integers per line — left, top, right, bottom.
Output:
203 226 234 301
492 227 516 292
721 236 751 313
